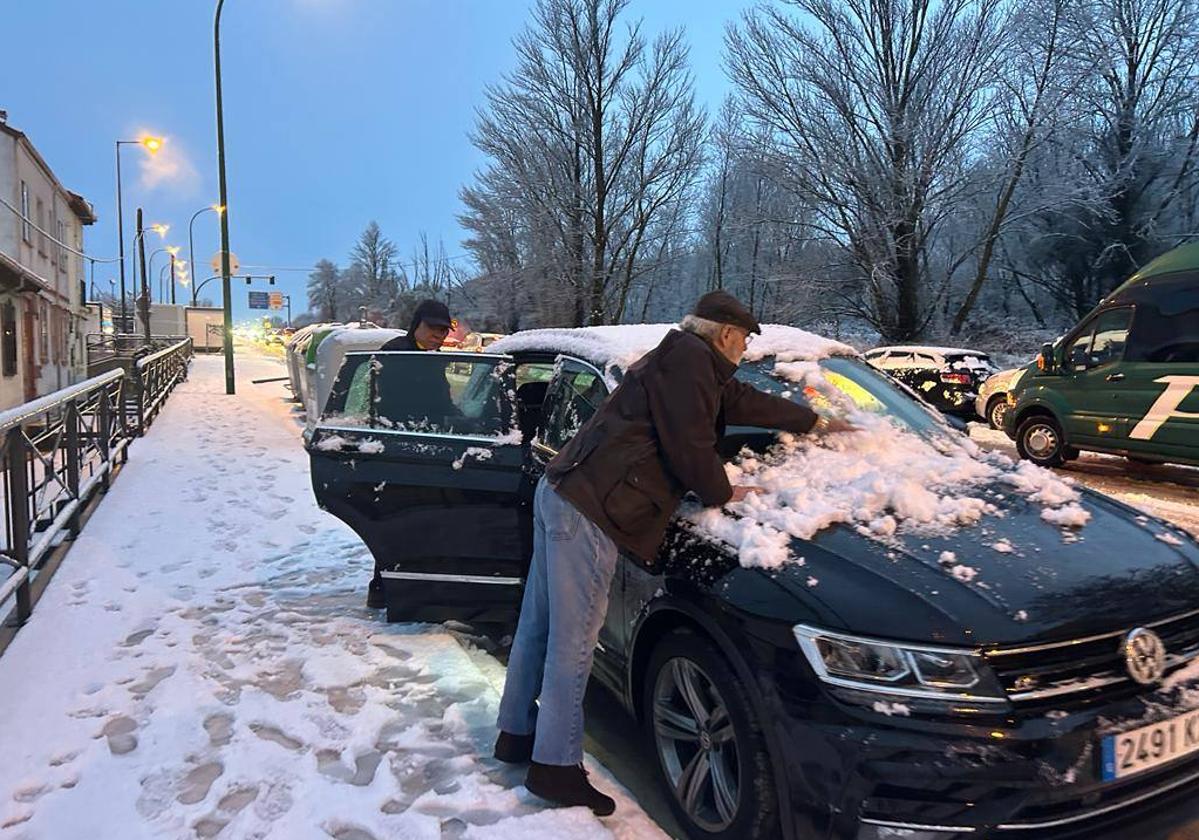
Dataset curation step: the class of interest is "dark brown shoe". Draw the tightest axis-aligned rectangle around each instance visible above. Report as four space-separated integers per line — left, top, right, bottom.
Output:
525 761 615 816
494 731 535 764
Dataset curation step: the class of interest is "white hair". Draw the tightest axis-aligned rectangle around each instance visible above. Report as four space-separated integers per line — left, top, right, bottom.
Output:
680 314 726 341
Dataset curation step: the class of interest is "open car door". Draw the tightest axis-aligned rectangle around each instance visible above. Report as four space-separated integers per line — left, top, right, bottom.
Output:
308 351 527 625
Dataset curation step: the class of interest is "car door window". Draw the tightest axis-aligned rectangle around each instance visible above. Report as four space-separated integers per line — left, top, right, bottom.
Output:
323 352 516 436
540 362 608 452
1066 309 1132 372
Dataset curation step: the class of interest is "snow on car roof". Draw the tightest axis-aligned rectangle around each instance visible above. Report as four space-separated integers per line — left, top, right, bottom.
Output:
873 345 989 357
489 323 858 373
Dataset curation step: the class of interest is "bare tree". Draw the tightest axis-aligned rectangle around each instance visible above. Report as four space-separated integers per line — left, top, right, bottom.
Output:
463 0 704 326
949 0 1081 333
727 0 1008 340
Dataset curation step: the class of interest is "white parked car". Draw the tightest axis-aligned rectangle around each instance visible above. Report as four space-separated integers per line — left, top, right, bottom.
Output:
975 367 1028 429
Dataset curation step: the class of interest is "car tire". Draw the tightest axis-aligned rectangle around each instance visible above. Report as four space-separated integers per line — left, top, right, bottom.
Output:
642 629 778 840
1016 414 1067 467
987 397 1009 430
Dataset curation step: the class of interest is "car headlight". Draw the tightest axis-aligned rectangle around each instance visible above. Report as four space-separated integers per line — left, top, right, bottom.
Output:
793 625 1007 703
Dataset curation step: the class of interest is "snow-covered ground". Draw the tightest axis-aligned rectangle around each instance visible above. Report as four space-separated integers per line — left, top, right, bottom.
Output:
0 352 666 840
969 424 1199 538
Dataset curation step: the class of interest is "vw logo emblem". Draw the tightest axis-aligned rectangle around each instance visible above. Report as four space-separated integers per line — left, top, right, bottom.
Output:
1124 628 1167 685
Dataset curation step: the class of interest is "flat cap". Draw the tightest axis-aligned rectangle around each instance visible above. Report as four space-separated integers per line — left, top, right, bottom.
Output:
690 290 761 334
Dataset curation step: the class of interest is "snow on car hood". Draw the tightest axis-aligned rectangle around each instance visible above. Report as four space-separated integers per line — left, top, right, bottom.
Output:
489 324 857 384
685 363 1090 571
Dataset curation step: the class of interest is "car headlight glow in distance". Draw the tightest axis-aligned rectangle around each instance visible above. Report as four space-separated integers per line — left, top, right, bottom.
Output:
794 625 1007 703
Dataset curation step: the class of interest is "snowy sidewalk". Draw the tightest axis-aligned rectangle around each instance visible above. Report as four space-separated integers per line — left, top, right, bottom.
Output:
0 352 666 840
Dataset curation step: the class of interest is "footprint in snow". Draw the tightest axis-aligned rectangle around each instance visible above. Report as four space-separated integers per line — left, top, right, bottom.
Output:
122 628 156 648
203 713 235 747
12 782 52 804
176 761 224 805
248 723 304 751
100 715 138 755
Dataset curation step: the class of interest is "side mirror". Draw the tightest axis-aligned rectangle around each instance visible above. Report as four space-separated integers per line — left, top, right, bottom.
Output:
1037 342 1056 373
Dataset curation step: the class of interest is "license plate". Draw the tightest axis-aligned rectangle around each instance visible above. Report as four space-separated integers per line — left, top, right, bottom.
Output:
1102 708 1199 780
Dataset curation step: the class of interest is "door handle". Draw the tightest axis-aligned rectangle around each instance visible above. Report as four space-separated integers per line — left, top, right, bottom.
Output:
1106 372 1125 382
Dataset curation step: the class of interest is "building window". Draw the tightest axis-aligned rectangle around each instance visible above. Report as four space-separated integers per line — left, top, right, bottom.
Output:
20 183 31 244
39 300 49 362
55 217 66 271
36 197 46 256
2 304 16 377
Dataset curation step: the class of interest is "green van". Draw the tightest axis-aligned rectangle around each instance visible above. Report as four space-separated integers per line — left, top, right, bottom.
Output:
1004 241 1199 467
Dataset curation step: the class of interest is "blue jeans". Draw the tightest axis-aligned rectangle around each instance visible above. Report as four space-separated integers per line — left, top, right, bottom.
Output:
497 476 618 766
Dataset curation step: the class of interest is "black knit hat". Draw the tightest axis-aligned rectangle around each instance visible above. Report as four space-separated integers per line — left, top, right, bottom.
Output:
410 299 452 330
691 290 761 334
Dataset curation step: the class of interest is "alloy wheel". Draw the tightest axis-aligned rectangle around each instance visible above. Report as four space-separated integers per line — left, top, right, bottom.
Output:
989 399 1008 430
652 657 741 832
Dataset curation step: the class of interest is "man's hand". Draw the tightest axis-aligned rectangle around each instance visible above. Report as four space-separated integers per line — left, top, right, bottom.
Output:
729 485 764 503
813 416 857 435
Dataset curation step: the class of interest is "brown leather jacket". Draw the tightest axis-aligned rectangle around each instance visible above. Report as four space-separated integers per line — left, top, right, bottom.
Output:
547 329 818 564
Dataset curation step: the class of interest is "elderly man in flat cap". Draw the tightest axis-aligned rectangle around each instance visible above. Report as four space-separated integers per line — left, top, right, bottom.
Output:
494 291 851 814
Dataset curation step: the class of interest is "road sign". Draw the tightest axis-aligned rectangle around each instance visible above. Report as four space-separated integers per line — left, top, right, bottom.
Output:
248 291 270 309
210 251 240 274
268 292 284 310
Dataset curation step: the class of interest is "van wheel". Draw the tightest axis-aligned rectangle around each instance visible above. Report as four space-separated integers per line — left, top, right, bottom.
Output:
987 398 1009 430
1016 415 1067 467
643 630 778 840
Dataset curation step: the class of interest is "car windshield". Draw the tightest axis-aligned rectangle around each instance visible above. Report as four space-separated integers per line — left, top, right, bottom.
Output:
733 356 948 437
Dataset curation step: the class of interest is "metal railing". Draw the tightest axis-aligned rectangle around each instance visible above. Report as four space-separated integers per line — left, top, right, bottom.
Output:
0 337 194 628
135 338 193 429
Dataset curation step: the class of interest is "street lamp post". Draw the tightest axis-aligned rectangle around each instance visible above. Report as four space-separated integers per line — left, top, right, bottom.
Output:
115 137 162 328
188 204 224 294
136 208 151 343
129 224 169 331
170 255 178 305
214 0 235 395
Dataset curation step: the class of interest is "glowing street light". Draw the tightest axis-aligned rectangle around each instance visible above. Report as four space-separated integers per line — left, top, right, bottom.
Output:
188 203 225 306
150 223 170 237
115 133 167 326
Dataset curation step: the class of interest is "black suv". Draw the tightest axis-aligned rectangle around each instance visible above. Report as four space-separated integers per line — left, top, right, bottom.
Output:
308 326 1199 840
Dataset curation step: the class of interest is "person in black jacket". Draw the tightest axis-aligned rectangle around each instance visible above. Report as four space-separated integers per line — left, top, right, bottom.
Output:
368 300 455 609
494 291 853 815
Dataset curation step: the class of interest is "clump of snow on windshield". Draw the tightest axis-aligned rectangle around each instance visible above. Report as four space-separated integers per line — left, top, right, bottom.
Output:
684 363 1088 570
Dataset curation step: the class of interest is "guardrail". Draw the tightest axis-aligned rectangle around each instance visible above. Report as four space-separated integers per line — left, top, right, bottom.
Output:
135 338 193 430
0 337 193 629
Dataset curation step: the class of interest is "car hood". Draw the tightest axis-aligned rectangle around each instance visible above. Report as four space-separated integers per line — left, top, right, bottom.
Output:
761 486 1199 649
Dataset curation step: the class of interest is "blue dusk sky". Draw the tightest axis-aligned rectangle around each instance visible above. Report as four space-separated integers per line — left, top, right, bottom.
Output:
3 0 756 322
